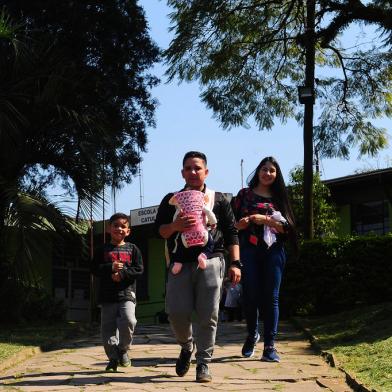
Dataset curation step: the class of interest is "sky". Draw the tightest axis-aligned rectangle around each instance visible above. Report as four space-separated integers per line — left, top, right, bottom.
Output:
106 0 392 216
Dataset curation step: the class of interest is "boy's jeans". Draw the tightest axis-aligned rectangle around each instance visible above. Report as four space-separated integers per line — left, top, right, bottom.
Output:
101 300 137 360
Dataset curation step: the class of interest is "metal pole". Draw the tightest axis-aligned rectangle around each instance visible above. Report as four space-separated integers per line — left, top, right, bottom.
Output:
102 185 105 244
138 147 144 208
240 159 244 189
89 196 96 324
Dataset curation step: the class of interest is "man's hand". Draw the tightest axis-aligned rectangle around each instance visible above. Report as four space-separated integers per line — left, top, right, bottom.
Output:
172 211 196 232
228 266 241 286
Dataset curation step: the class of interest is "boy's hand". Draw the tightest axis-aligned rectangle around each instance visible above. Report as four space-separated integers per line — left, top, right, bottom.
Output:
112 261 124 271
112 272 121 282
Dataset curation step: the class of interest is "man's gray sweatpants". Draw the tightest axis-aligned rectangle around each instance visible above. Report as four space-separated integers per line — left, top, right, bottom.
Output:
101 300 137 360
166 256 225 364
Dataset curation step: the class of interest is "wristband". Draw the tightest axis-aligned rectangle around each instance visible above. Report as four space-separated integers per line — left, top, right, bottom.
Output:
230 260 243 269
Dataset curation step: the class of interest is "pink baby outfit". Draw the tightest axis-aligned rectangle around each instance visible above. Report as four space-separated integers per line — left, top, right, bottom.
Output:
169 189 217 273
170 190 216 248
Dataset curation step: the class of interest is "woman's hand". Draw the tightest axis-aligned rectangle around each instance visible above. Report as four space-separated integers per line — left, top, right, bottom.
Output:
235 216 250 230
249 214 268 226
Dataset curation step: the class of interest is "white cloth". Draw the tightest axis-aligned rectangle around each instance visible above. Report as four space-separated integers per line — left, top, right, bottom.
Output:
263 211 287 247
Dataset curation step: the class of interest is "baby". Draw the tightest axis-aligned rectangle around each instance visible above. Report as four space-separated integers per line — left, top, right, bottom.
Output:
169 190 217 274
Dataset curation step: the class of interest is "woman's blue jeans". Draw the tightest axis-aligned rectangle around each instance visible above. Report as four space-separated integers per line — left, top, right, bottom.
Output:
241 241 286 347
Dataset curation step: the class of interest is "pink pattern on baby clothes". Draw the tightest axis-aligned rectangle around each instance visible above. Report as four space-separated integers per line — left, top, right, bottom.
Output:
170 190 215 248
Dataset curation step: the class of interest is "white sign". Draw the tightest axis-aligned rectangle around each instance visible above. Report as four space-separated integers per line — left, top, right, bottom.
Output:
130 206 159 226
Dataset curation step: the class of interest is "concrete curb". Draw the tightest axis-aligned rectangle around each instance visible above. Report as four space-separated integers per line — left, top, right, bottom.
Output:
291 318 375 392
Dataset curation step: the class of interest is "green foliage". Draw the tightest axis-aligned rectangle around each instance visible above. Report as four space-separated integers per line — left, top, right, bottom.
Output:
0 3 159 283
0 278 66 323
166 1 392 159
1 1 160 206
300 303 392 392
282 235 392 316
288 166 339 239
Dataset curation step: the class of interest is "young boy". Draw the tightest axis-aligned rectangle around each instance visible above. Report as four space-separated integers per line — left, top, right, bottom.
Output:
91 213 144 372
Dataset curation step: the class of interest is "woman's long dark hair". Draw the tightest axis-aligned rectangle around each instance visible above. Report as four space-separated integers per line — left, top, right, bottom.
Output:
247 156 298 251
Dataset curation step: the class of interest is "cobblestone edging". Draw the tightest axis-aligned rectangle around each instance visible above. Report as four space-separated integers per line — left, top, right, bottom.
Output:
291 318 375 392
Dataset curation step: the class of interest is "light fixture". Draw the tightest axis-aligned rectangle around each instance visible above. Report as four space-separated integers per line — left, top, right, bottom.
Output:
298 86 314 104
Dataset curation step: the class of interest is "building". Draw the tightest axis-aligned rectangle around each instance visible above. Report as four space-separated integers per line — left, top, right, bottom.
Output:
324 168 392 236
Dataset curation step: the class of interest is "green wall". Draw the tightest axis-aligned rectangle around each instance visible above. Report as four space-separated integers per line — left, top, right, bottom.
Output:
336 204 351 235
136 238 167 324
389 203 392 230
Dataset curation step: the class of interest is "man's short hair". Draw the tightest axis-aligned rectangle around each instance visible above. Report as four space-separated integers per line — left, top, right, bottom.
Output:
109 212 130 225
182 151 207 166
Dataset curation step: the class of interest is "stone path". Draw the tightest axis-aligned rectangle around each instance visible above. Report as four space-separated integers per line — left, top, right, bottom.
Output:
0 321 352 391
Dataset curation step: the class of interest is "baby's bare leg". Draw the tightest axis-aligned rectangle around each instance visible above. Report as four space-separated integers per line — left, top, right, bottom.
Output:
172 262 183 274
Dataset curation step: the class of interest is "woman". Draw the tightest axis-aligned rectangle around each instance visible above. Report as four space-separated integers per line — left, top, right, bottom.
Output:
232 156 296 362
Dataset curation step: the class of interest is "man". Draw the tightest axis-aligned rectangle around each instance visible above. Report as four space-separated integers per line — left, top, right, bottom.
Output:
155 151 241 383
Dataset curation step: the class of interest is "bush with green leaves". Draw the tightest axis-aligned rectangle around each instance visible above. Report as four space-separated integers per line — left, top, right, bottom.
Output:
288 166 339 239
281 234 392 316
0 278 66 323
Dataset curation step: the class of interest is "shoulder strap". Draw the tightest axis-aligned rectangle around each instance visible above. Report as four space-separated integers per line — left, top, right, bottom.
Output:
205 188 215 210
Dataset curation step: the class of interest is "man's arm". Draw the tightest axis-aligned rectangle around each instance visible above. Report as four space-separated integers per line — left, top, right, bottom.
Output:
227 244 241 285
155 193 196 239
159 213 196 238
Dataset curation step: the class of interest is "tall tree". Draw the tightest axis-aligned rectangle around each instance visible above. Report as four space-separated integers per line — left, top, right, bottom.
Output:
165 0 392 238
0 2 159 283
2 0 160 205
288 166 339 239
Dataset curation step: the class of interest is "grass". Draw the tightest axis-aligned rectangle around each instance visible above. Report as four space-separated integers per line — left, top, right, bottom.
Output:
297 302 392 392
0 321 98 363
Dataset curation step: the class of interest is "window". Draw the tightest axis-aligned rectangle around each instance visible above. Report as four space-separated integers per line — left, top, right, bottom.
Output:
352 200 390 235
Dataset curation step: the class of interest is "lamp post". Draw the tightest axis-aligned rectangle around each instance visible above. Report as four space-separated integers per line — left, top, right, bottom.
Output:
299 0 316 240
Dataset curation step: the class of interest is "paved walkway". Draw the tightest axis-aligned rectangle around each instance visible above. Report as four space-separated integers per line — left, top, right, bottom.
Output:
0 321 352 391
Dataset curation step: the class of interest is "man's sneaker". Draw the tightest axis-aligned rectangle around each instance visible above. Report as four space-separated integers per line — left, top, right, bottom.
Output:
196 363 212 383
261 346 280 362
105 358 118 372
175 344 194 377
241 333 260 358
119 351 131 367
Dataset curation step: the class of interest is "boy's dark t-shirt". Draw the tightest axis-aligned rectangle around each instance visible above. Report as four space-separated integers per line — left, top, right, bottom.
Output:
91 242 143 304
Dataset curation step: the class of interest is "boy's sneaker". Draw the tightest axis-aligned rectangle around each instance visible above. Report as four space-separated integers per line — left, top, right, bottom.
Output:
261 346 280 362
196 363 212 383
105 358 118 372
119 351 131 367
175 344 194 377
241 333 260 358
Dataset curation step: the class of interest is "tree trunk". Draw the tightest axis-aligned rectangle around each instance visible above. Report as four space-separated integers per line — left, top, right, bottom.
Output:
303 0 316 240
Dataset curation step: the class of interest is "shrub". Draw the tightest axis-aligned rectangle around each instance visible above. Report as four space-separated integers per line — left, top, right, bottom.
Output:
281 234 392 316
0 279 66 323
